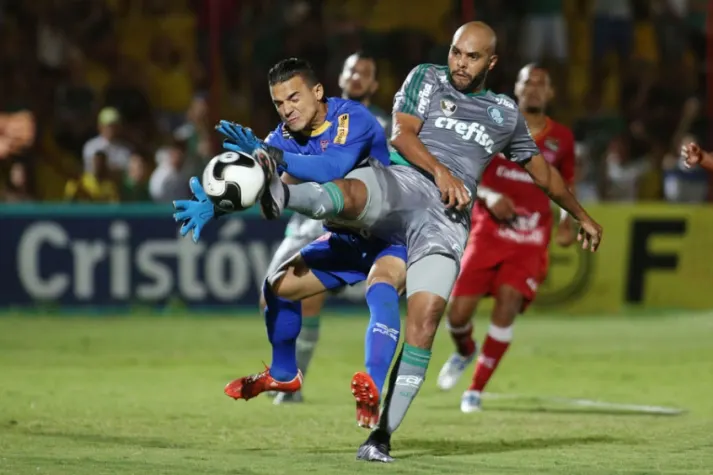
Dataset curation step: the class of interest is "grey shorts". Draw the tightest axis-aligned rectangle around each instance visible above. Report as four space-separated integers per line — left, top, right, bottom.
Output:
345 161 470 299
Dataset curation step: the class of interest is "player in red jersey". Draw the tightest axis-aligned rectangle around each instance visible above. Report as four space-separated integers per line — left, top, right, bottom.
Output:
682 142 713 171
435 63 577 412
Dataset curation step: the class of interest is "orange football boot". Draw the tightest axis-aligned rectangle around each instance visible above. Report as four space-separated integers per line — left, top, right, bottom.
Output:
224 366 303 401
351 371 380 429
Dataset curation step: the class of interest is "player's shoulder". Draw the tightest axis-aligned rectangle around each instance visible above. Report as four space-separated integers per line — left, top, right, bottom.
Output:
328 97 371 118
411 63 447 74
408 63 449 82
327 97 379 131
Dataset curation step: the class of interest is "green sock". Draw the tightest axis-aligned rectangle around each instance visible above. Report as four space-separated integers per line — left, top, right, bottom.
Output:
379 343 431 434
296 317 320 378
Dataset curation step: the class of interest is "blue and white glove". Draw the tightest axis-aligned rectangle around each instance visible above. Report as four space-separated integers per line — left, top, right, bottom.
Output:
215 119 288 175
215 120 263 155
173 177 216 243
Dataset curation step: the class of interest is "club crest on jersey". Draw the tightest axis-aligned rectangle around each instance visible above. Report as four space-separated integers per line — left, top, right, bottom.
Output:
320 140 329 151
440 97 457 117
487 106 504 126
545 137 559 152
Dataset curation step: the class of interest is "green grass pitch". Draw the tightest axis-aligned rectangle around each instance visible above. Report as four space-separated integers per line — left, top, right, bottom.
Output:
1 311 712 475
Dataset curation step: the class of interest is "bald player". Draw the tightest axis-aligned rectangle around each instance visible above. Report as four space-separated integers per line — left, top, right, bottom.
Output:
224 22 602 462
436 64 578 412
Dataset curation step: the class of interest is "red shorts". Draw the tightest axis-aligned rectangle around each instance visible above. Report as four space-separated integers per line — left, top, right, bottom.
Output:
451 236 548 311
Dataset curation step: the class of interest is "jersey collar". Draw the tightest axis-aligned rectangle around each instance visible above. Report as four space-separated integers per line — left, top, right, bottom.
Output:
532 117 553 141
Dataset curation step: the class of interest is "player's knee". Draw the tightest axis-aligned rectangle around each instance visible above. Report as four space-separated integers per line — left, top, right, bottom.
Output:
338 179 367 219
405 293 446 348
366 256 406 293
447 295 480 326
492 285 523 327
267 255 309 300
301 293 325 317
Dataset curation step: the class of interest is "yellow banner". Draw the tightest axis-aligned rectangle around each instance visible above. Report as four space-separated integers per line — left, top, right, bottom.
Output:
517 204 713 313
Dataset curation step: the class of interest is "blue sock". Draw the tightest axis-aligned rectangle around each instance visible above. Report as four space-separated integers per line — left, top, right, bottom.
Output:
262 280 302 382
364 283 401 395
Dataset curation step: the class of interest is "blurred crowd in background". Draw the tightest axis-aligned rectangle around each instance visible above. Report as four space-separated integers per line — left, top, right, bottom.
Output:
0 0 710 204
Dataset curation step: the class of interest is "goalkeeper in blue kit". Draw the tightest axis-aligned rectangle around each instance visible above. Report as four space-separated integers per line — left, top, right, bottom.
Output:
174 58 406 429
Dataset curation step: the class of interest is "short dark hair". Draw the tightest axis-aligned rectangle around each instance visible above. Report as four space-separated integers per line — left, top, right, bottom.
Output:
268 58 319 87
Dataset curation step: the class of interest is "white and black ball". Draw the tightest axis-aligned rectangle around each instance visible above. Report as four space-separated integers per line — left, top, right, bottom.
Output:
202 151 266 211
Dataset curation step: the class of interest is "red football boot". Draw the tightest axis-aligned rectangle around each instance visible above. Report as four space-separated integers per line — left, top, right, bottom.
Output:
351 371 380 429
224 366 303 401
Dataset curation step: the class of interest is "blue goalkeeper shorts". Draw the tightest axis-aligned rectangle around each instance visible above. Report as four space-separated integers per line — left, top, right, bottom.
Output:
300 231 407 290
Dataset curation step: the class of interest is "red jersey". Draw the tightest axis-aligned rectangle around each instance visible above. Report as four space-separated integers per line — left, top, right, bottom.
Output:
471 117 575 248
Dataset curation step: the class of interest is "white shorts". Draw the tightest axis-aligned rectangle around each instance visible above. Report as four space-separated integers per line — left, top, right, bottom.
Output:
264 219 326 279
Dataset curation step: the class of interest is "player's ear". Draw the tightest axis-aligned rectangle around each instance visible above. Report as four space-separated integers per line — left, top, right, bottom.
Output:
370 80 379 95
313 82 324 101
488 55 498 71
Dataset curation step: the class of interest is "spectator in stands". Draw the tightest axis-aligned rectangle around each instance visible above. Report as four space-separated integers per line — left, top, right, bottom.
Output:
149 138 190 203
148 34 197 134
0 111 35 159
173 93 213 175
103 55 153 146
2 160 34 202
652 1 688 68
82 107 132 174
192 0 241 94
520 0 569 101
35 3 71 77
65 150 119 202
121 151 152 202
521 0 569 64
573 141 599 202
54 54 97 160
589 0 634 100
605 133 651 201
685 0 708 89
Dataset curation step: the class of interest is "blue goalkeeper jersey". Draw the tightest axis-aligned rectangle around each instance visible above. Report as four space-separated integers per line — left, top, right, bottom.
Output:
264 97 390 183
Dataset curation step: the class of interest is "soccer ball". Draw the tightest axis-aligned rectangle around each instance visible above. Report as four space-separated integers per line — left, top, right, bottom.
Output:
202 151 266 211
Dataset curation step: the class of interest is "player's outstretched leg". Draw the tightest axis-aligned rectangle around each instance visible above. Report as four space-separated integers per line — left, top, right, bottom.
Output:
462 285 520 413
437 295 482 391
274 293 326 404
357 255 457 462
224 282 304 400
254 148 369 221
224 257 328 401
352 254 405 429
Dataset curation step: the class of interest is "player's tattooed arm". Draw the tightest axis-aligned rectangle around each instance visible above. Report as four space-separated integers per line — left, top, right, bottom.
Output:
521 155 602 251
391 112 471 210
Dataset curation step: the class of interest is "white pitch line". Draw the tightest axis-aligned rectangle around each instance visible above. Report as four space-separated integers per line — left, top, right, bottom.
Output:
482 392 686 415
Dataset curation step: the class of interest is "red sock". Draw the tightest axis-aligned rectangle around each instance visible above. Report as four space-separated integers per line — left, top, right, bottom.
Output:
448 322 476 357
470 324 513 392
